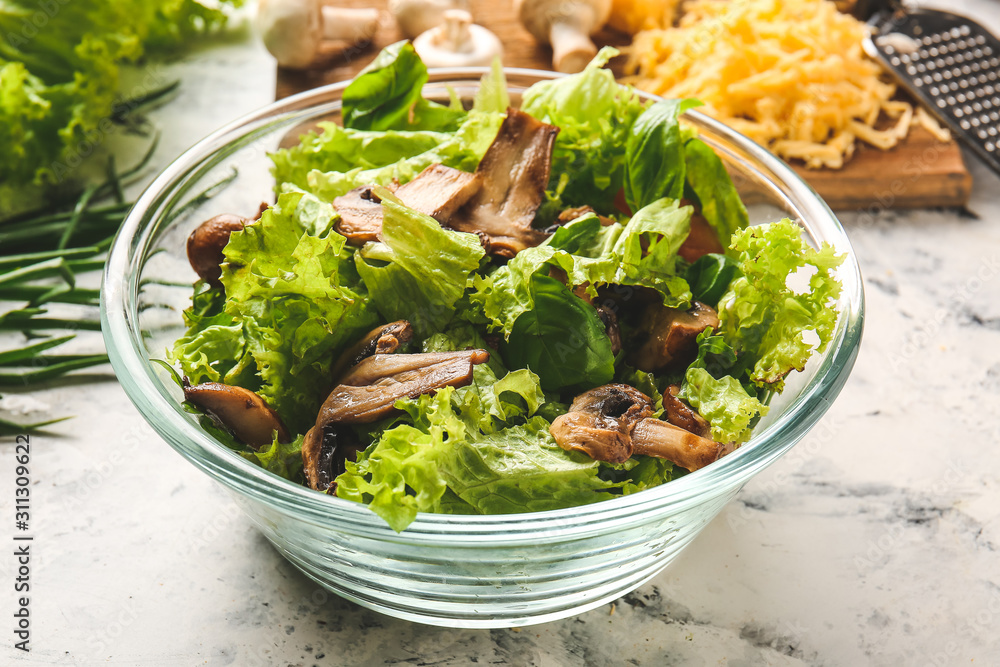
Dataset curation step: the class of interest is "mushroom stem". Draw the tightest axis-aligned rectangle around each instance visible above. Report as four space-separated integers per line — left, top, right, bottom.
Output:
631 418 727 472
548 19 597 75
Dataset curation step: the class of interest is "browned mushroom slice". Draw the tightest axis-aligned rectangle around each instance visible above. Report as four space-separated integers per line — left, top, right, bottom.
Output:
329 320 414 381
394 163 480 222
302 423 363 493
550 411 634 463
333 185 385 245
663 385 712 438
550 384 653 464
449 107 559 257
629 301 720 373
184 382 290 449
630 418 727 472
187 214 248 285
317 350 490 424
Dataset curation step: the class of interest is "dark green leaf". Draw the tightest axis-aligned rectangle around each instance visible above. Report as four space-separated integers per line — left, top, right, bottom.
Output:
685 253 740 307
623 98 702 213
501 274 615 391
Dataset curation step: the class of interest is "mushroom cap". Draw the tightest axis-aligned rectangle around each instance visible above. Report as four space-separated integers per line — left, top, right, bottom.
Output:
389 0 470 40
186 213 246 285
256 0 324 69
413 12 504 68
514 0 613 43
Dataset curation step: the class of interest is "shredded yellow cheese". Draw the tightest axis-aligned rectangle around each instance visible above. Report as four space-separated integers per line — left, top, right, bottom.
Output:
624 0 949 169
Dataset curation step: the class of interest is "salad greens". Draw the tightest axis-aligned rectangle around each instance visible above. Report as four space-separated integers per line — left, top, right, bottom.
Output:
0 0 243 211
170 44 845 531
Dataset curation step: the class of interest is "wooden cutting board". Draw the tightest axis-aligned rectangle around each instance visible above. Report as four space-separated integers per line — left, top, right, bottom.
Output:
275 0 972 211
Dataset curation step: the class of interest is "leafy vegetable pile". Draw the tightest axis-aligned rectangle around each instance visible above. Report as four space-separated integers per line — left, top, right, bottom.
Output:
170 44 844 531
0 0 242 211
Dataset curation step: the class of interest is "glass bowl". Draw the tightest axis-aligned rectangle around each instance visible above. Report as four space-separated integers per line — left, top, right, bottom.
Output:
101 69 864 628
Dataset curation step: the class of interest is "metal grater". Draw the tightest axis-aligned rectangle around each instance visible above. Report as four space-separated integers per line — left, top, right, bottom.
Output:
862 5 1000 176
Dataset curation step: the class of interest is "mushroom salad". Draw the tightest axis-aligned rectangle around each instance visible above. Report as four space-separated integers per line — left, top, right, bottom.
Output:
169 43 845 531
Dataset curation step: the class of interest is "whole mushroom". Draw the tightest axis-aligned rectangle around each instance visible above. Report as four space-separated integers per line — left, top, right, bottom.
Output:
389 0 470 40
412 10 503 68
256 0 382 69
514 0 612 73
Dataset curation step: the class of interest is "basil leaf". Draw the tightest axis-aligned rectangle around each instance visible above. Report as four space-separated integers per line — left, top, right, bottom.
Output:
623 98 702 213
683 137 749 249
501 274 615 391
685 253 740 307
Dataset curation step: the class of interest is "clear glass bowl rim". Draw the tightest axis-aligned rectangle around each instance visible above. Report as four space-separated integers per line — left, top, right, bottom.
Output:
101 67 864 541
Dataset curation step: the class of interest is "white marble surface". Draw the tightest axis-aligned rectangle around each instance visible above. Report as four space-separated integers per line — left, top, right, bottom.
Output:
4 4 1000 666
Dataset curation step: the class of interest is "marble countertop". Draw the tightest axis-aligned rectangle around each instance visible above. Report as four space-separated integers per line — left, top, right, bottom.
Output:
5 4 1000 666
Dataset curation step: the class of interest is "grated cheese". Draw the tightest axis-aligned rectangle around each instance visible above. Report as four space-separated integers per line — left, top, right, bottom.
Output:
624 0 950 169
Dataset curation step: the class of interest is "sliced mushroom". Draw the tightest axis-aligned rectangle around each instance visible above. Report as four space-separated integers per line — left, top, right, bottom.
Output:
549 384 653 463
394 163 480 222
332 164 479 245
631 418 727 472
663 385 712 439
183 381 290 449
551 382 727 471
302 423 363 493
330 320 414 381
317 350 489 424
186 214 247 285
448 108 559 257
629 301 720 373
333 185 387 245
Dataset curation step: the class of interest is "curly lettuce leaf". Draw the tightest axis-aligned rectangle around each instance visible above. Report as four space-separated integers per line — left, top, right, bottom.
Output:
293 110 504 201
242 433 305 482
270 123 451 193
442 417 623 515
354 193 485 338
0 0 241 195
678 367 768 444
611 197 692 305
719 219 845 388
217 191 378 433
623 98 702 213
521 47 647 212
335 389 465 531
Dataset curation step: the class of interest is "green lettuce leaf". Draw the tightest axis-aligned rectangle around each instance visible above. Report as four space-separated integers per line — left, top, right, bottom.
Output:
501 274 615 391
718 219 845 388
442 416 623 515
354 192 485 338
242 433 305 482
623 98 702 213
218 191 378 433
611 197 692 305
0 0 241 202
335 389 465 531
293 110 504 201
341 41 465 132
678 367 768 444
521 47 647 212
270 123 451 193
